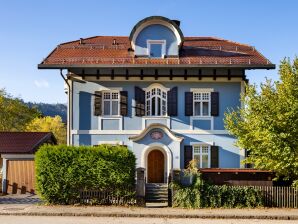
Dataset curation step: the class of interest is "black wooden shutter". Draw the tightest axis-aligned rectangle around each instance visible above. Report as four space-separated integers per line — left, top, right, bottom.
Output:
210 146 219 168
94 91 102 116
211 92 219 116
184 145 193 169
167 87 178 116
135 86 145 116
120 91 128 116
185 92 193 116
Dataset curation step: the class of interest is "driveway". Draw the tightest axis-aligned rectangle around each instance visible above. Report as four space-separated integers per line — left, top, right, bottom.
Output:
0 194 42 205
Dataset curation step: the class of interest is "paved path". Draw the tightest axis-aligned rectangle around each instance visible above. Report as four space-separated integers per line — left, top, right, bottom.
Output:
0 216 298 224
0 204 297 220
0 194 41 205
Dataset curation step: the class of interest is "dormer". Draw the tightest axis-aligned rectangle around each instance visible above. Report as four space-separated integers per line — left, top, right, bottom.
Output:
129 16 184 58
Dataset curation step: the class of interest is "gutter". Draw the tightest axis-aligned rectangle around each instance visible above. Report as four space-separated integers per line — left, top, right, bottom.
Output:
60 69 71 145
38 63 276 70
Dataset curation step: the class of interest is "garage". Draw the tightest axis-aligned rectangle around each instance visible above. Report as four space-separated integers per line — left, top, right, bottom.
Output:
6 159 35 194
0 132 56 194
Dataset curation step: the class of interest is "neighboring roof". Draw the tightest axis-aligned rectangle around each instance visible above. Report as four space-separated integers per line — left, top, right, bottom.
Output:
38 36 275 69
0 132 57 154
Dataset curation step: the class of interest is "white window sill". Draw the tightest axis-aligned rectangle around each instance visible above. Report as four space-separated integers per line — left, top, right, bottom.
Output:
143 116 170 119
100 115 122 118
191 116 212 119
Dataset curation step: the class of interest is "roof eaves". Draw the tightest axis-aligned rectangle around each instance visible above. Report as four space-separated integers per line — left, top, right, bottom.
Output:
38 63 276 70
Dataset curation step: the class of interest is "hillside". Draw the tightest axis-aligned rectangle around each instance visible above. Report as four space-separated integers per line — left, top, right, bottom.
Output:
26 102 67 123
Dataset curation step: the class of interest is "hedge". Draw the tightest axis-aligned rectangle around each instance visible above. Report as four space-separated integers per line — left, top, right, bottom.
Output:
172 173 264 208
35 145 136 204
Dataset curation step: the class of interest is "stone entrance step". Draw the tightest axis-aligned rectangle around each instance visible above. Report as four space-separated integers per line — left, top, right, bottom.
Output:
145 183 168 203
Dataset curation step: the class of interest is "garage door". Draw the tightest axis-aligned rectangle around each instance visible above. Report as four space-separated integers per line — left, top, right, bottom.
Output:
6 160 35 194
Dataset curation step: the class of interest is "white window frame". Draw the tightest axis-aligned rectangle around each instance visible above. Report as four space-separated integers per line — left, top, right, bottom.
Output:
102 91 120 117
143 83 169 117
192 90 212 117
147 40 166 58
193 145 211 168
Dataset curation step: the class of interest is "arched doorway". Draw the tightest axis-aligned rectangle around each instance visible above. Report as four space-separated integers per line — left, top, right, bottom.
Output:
147 150 165 183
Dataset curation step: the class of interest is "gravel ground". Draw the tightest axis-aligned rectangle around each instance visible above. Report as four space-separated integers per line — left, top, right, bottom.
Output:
1 216 298 224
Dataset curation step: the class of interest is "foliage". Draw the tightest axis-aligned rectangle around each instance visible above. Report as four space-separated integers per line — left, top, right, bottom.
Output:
224 58 298 185
26 102 67 123
26 116 66 144
0 88 40 131
35 144 136 204
172 171 264 208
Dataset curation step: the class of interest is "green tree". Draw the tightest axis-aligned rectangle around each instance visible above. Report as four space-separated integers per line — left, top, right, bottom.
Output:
224 58 298 185
26 116 66 144
0 88 40 131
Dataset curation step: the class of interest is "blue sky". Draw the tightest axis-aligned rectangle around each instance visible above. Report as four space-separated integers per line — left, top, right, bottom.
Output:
0 0 297 103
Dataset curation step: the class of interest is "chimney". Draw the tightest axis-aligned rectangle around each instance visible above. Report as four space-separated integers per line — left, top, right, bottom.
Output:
113 39 117 45
171 20 180 27
79 38 84 44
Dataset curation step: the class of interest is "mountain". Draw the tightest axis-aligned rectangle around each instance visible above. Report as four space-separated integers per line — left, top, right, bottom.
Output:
26 102 67 123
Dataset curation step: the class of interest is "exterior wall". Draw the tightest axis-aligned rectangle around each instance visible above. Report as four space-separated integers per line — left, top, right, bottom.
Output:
71 76 243 170
135 24 178 56
72 80 241 131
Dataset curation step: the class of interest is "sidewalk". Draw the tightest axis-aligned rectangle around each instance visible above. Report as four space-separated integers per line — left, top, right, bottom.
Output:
0 203 297 220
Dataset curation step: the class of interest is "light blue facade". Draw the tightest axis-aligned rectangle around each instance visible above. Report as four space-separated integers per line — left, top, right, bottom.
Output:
71 79 243 171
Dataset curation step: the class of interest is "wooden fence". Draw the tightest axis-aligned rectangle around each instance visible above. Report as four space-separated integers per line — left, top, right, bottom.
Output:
79 188 136 205
252 186 298 208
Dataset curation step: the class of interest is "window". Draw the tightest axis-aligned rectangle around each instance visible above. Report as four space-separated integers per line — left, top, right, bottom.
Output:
147 40 166 58
102 91 119 116
193 145 210 168
145 86 167 116
193 92 210 116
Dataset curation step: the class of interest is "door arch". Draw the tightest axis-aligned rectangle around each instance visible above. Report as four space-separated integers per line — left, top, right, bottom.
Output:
147 149 165 183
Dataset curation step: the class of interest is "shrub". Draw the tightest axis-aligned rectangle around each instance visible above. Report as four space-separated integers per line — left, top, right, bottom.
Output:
35 144 136 204
172 172 264 208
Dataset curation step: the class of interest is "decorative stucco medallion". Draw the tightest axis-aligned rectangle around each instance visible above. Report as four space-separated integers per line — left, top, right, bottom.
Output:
150 131 163 140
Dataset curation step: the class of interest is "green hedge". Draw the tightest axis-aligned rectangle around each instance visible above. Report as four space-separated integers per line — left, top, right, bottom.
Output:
172 173 264 208
35 145 136 204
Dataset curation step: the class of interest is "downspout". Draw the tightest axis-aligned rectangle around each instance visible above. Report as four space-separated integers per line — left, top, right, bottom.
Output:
60 69 71 145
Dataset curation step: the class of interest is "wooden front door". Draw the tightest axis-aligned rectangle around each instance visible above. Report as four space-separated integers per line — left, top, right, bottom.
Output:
6 160 35 194
147 150 164 183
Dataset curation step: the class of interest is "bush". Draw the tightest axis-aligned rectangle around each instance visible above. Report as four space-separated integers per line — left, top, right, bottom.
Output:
172 172 264 208
35 145 136 204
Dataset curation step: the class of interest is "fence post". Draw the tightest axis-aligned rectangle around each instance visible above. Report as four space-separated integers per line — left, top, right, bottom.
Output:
136 167 146 207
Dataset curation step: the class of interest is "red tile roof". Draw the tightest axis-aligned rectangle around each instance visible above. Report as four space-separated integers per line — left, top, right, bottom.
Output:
0 132 56 154
39 36 274 69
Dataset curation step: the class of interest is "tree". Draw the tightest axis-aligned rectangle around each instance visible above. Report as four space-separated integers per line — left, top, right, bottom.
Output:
224 58 298 185
0 88 40 131
26 116 66 144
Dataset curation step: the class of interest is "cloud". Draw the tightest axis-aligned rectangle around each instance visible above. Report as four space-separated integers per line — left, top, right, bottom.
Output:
34 79 49 88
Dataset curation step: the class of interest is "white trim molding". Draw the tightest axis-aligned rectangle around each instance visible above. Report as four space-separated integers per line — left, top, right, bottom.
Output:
1 154 35 159
129 123 183 142
140 143 173 183
98 116 123 131
71 129 229 135
147 39 166 58
97 141 124 145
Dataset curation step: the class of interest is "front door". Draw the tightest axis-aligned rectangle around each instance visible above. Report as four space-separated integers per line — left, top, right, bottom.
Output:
147 150 164 183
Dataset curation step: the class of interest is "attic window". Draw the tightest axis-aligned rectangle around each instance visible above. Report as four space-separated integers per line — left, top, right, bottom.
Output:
147 40 166 58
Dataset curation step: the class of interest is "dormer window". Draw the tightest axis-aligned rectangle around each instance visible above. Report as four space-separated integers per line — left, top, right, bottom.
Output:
147 40 166 58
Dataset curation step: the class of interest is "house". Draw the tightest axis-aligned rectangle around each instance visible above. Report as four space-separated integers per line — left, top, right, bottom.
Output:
38 16 275 185
0 132 56 194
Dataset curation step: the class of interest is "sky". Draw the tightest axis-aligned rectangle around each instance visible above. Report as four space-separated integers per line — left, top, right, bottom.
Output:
0 0 297 104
